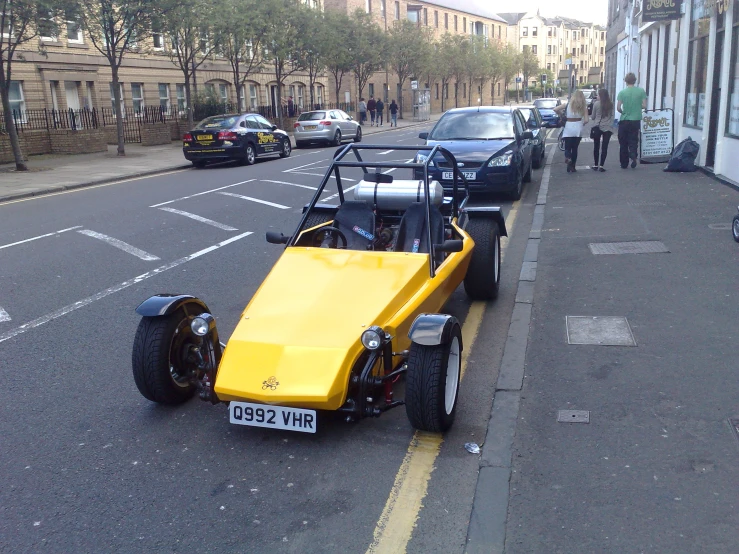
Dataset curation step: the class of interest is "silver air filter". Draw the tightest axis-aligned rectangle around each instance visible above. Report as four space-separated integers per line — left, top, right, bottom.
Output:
353 179 444 211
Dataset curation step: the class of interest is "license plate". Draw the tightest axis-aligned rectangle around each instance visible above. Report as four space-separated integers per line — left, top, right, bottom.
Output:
303 125 317 130
229 401 316 433
198 134 213 140
442 171 476 180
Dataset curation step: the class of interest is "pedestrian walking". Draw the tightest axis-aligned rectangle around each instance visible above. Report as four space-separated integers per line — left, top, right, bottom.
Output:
389 100 398 127
367 96 377 126
616 73 647 169
287 96 295 118
376 98 384 126
359 98 367 125
553 90 589 173
590 88 615 172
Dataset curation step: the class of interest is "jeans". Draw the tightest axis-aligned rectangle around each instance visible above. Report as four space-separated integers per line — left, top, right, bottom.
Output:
360 111 367 124
563 137 582 167
593 131 613 166
376 111 383 125
391 113 397 126
370 110 376 124
618 120 640 167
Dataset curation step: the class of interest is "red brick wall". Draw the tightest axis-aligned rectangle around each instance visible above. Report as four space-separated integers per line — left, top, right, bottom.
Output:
140 123 172 146
0 131 51 163
49 129 107 155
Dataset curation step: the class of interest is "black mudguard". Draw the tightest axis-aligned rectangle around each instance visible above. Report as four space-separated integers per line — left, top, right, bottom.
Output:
408 314 463 348
135 294 211 318
460 207 508 237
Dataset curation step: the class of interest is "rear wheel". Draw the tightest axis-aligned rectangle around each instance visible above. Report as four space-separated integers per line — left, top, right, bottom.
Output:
463 218 501 300
131 312 199 405
405 324 462 432
280 137 292 158
733 215 739 243
243 144 256 165
523 159 532 183
192 160 206 169
354 126 362 143
333 130 342 146
508 168 523 201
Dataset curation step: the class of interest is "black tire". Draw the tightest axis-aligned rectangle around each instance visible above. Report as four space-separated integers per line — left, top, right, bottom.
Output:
509 168 523 201
523 159 532 183
354 126 362 143
192 160 207 169
333 130 342 146
463 218 501 300
244 143 256 165
405 324 462 432
280 137 292 158
733 215 739 243
303 211 333 230
131 313 197 405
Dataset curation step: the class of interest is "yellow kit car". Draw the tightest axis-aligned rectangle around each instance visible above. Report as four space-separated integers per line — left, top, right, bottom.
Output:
131 144 507 433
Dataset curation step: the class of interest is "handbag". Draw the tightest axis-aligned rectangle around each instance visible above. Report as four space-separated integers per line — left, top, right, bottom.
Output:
590 106 605 139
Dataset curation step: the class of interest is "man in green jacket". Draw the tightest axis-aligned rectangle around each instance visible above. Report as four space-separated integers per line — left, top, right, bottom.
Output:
617 73 647 169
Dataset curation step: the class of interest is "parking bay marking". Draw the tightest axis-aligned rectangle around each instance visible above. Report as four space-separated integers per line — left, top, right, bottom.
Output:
366 206 519 554
260 179 318 190
0 231 254 345
0 226 82 251
158 207 238 231
0 307 10 323
149 179 256 208
77 230 160 261
217 192 290 210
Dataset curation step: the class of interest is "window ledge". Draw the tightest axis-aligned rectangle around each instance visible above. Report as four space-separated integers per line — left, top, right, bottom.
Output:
67 42 89 49
40 40 63 46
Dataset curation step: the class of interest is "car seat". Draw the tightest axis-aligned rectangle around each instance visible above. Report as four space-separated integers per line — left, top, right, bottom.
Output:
394 202 444 255
331 201 376 250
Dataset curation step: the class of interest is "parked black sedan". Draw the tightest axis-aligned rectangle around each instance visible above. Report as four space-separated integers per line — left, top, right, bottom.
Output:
183 113 291 168
533 98 562 128
517 105 547 169
414 106 534 200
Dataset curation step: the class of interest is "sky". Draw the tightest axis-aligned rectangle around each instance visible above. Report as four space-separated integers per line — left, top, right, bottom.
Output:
497 0 608 26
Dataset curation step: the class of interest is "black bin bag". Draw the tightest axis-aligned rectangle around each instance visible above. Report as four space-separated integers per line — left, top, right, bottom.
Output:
664 137 699 172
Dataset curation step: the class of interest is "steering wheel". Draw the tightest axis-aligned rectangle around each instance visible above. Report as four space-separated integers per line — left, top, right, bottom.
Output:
313 226 348 249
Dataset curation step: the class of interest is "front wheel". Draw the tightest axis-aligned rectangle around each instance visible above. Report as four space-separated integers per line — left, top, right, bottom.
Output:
523 159 532 183
405 324 462 432
733 215 739 243
243 144 256 165
280 137 292 158
508 168 523 201
354 126 362 143
464 218 501 300
131 313 198 405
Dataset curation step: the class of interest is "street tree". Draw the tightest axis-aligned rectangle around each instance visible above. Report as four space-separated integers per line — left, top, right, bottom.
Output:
297 8 328 110
500 43 521 103
162 0 217 130
482 41 505 105
346 9 385 103
263 0 307 128
0 0 58 170
520 45 540 97
435 34 458 112
448 35 468 108
388 19 431 118
464 36 488 107
78 0 158 156
213 0 266 113
322 10 352 110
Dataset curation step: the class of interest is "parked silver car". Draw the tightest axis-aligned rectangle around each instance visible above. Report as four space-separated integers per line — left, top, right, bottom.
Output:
293 109 362 148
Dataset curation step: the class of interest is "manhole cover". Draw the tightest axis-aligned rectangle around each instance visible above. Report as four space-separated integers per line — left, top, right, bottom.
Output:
557 410 590 423
588 241 669 255
708 223 732 230
566 316 636 346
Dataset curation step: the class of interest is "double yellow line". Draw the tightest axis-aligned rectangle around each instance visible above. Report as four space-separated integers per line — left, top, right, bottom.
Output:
366 207 519 554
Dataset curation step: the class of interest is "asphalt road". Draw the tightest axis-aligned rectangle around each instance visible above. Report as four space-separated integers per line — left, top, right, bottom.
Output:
0 124 548 553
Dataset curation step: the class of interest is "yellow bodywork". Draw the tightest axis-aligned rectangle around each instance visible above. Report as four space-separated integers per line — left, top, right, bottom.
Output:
213 222 473 410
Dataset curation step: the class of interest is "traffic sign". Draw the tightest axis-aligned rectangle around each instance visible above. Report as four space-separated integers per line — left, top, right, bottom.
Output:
410 81 418 90
515 77 522 83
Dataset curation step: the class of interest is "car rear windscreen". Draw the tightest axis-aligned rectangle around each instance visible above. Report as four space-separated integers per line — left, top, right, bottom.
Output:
196 116 240 129
298 112 326 121
534 99 558 109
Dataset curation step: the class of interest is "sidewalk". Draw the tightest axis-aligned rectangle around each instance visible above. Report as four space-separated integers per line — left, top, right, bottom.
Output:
0 113 441 203
467 137 739 552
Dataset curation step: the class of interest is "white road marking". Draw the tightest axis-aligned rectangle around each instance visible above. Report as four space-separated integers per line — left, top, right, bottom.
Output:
283 160 324 172
377 149 395 155
0 232 254 345
76 230 160 261
0 307 10 323
0 226 82 251
149 179 255 208
217 192 290 210
158 207 238 231
261 179 317 190
323 185 359 201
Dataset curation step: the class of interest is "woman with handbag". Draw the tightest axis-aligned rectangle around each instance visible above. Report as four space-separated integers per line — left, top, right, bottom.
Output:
590 89 615 172
553 90 589 173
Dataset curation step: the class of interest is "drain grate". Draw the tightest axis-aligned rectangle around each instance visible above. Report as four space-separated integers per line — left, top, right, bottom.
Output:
557 410 590 423
589 241 669 255
566 316 636 346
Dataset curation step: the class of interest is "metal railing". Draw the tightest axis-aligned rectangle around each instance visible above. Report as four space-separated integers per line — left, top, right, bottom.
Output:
0 108 100 133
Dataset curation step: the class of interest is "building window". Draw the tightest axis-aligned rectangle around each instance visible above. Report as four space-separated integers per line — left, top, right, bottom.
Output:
131 83 144 112
39 12 56 41
497 83 501 96
463 83 466 98
395 1 400 19
548 28 552 37
462 17 466 31
66 12 83 43
444 83 449 99
532 27 538 37
532 45 537 54
109 83 125 117
498 25 501 38
547 45 551 54
369 83 375 97
454 15 457 31
434 10 438 27
152 31 164 50
726 1 739 136
380 0 385 16
445 13 448 29
8 81 26 120
684 0 711 128
158 83 170 114
365 0 371 13
316 85 323 106
522 26 528 37
435 83 439 99
248 84 258 109
176 84 187 113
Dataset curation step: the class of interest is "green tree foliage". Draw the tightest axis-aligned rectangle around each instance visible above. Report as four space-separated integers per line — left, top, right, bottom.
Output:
520 45 540 92
387 19 431 117
346 9 385 102
322 10 352 109
297 8 328 109
500 43 521 101
434 34 460 112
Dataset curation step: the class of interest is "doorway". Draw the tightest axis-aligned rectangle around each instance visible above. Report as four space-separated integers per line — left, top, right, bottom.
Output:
706 30 724 168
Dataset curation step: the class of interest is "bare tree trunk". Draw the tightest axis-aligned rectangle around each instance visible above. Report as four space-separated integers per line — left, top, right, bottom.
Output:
275 61 284 130
233 60 242 112
185 79 193 130
0 83 27 171
111 67 125 156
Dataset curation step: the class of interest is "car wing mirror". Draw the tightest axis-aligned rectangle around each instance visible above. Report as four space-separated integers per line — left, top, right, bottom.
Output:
434 240 463 253
266 231 290 244
521 130 534 140
271 124 278 131
418 132 429 140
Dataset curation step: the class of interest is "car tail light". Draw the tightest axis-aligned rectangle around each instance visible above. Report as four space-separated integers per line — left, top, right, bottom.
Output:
293 122 300 128
217 131 238 140
319 121 332 126
183 133 193 141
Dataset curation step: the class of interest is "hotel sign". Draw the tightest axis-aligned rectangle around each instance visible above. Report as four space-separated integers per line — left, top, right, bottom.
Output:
642 0 682 21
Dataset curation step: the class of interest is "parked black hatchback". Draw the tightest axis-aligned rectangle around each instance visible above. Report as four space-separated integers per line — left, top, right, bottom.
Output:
183 113 291 168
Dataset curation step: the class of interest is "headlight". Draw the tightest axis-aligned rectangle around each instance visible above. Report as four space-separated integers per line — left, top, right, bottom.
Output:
415 153 435 167
488 152 514 167
361 326 384 350
191 313 214 336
